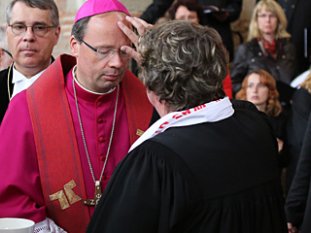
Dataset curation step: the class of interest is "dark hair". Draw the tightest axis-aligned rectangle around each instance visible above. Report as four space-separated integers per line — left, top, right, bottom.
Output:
168 0 203 24
6 0 59 26
71 16 91 42
138 20 228 111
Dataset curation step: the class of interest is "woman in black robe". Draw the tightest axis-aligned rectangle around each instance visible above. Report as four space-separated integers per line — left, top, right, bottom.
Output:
87 20 287 233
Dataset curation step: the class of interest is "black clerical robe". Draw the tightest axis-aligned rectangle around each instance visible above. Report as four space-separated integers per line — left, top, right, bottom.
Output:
87 101 287 233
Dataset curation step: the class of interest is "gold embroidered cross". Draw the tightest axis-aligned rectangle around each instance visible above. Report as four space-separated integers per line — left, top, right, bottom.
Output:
49 180 82 210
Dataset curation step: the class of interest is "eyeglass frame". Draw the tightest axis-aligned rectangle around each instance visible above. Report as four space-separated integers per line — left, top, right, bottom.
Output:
1 48 12 58
8 23 58 37
257 13 277 19
79 38 131 60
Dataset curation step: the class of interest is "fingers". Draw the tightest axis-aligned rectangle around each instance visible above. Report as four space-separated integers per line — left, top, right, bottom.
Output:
118 16 153 45
124 16 153 36
117 20 141 64
118 16 153 65
120 45 142 65
117 20 139 46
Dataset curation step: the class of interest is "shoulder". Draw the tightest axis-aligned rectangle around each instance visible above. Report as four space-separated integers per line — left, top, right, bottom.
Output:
5 91 29 118
0 68 9 84
231 99 266 118
114 138 198 195
235 40 259 56
293 88 311 100
231 100 274 131
0 68 9 76
243 39 258 48
127 137 198 179
231 99 258 112
1 90 33 137
128 139 182 166
278 38 292 44
278 38 296 50
0 68 10 95
292 88 311 113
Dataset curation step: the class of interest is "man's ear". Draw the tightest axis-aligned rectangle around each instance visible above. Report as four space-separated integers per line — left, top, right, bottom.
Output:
53 26 61 44
70 35 80 57
0 48 4 58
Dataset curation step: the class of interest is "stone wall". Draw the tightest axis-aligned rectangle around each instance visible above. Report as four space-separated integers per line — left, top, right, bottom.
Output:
0 0 255 57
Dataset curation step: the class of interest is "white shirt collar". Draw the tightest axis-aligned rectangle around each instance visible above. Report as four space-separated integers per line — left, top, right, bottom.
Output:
11 65 46 99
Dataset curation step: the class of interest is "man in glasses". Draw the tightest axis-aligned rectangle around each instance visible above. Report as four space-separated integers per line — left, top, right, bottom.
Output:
0 0 154 232
0 0 60 124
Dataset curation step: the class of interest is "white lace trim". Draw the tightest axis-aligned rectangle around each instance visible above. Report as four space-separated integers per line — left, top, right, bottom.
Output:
34 218 67 233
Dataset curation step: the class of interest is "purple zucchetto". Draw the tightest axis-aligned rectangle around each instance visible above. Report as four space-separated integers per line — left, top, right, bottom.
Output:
75 0 130 22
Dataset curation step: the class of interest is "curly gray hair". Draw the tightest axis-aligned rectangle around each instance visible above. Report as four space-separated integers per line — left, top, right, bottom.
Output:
138 20 228 111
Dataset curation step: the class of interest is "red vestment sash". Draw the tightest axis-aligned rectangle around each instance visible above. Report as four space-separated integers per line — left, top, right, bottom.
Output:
26 54 153 233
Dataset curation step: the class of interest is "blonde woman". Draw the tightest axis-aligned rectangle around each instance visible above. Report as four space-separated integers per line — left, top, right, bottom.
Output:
231 0 296 105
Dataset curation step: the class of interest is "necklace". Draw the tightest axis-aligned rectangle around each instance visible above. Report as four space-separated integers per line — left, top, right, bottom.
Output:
72 67 119 206
7 64 13 100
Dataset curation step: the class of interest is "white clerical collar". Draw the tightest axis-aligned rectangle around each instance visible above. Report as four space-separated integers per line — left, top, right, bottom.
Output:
11 65 46 99
129 97 235 152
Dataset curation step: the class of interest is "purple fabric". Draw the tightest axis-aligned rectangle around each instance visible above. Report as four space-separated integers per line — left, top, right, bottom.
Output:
75 0 130 22
0 62 130 220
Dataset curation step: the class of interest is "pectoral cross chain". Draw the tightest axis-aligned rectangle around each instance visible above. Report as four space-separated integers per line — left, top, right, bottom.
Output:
83 181 102 206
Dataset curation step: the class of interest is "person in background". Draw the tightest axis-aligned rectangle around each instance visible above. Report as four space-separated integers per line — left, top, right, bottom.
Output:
141 0 242 61
0 0 60 124
0 0 154 232
0 25 13 71
278 0 311 75
286 113 311 233
167 0 203 24
199 0 242 61
235 69 288 187
231 0 296 106
285 73 311 194
166 0 232 98
140 0 173 24
290 65 311 89
236 69 285 153
87 19 287 233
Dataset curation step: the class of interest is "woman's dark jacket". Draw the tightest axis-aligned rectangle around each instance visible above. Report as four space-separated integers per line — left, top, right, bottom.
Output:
231 38 297 103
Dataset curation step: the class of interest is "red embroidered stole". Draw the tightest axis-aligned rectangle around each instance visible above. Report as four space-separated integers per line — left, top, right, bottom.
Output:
27 55 89 233
122 70 153 144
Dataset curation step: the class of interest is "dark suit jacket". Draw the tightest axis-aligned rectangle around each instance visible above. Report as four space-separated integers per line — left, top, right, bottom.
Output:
278 0 311 74
286 112 311 233
0 66 13 124
285 88 311 192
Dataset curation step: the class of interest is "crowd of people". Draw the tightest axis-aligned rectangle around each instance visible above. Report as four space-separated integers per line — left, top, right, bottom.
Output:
0 0 311 232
